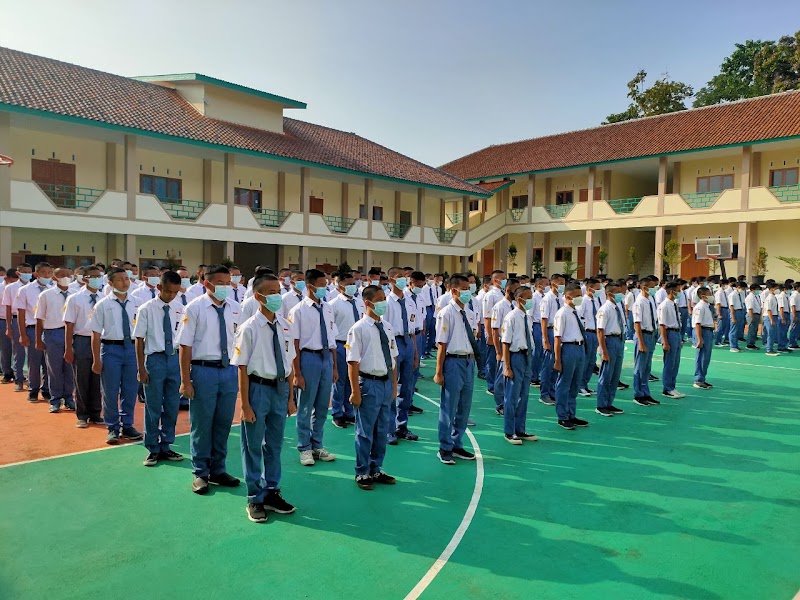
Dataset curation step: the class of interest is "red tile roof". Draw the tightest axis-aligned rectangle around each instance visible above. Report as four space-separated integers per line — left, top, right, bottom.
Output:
474 179 515 193
0 47 487 197
441 91 800 180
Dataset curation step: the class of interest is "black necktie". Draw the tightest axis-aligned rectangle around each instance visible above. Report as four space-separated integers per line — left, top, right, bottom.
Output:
523 314 532 355
89 293 97 306
375 321 393 373
233 287 239 302
673 302 680 327
115 299 131 342
150 287 155 299
573 309 586 342
348 298 359 323
460 309 480 356
398 298 409 336
268 320 285 380
615 304 624 334
648 298 655 329
213 305 229 367
163 304 174 355
181 294 187 306
315 303 329 350
61 290 68 301
591 297 597 325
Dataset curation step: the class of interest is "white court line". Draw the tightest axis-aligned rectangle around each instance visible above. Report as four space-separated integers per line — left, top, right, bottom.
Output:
678 355 800 372
404 392 485 600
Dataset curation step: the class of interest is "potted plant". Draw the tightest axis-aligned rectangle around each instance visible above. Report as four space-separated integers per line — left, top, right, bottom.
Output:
597 247 608 278
752 246 768 285
531 255 545 277
627 246 638 279
562 249 578 280
658 238 690 281
507 242 518 272
708 258 719 276
776 256 800 276
338 261 352 275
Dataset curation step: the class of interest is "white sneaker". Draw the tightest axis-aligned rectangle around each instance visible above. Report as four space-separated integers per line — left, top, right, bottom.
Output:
729 348 741 353
312 448 336 462
577 389 592 397
300 450 315 466
666 390 686 399
75 419 88 429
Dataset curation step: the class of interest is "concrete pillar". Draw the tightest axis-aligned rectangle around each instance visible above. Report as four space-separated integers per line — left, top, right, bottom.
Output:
461 256 468 272
125 234 137 264
498 235 508 272
657 156 667 216
587 166 596 220
438 255 445 274
277 172 286 212
340 249 347 267
526 232 534 274
740 145 752 211
527 174 535 221
365 178 373 239
394 190 401 225
298 246 308 271
585 230 595 277
416 252 423 271
461 195 469 247
0 113 9 212
439 197 445 230
738 222 752 278
602 170 612 201
654 225 665 280
203 159 213 204
393 252 400 266
541 232 551 275
671 162 681 194
747 222 758 280
417 188 425 244
545 177 552 206
202 240 213 265
363 249 373 272
105 142 119 190
224 153 235 227
300 167 311 234
0 226 11 267
341 182 349 219
225 240 234 262
751 152 762 186
124 135 137 221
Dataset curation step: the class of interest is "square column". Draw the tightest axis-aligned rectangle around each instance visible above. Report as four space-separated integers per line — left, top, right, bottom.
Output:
498 235 508 272
277 172 286 211
527 174 535 221
106 142 119 190
462 195 469 247
125 234 137 264
738 222 752 278
654 226 665 280
124 135 137 221
740 146 752 211
363 249 372 272
365 178 374 239
301 167 311 234
657 157 667 216
587 167 596 220
416 188 425 244
541 232 551 274
298 246 308 271
416 253 423 271
224 153 235 227
461 256 468 272
526 232 534 274
671 162 681 193
585 230 595 277
225 241 235 262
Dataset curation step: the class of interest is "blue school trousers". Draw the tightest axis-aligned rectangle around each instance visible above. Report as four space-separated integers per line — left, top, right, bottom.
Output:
555 343 586 421
143 352 180 454
694 329 713 383
439 356 474 453
353 376 393 476
661 329 682 393
189 364 237 478
633 331 655 398
100 341 137 432
596 336 623 408
333 341 355 419
503 351 532 435
296 350 334 452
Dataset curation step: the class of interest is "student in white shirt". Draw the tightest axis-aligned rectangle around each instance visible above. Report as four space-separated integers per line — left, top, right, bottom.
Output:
288 269 338 467
35 267 75 413
692 286 716 387
423 273 438 357
789 282 800 349
595 280 627 416
185 264 207 301
90 267 142 445
745 283 762 350
501 286 538 444
553 282 588 430
433 274 479 464
762 282 780 355
527 277 546 387
727 280 747 352
539 274 564 405
3 264 32 390
482 270 506 396
406 271 429 415
234 274 297 522
576 278 602 397
491 279 519 415
64 264 104 427
632 278 659 406
15 261 53 401
134 271 186 467
228 266 244 303
658 281 685 399
777 283 792 352
131 266 160 304
176 264 241 494
624 283 636 341
0 268 20 384
329 271 366 428
347 284 399 490
280 270 307 319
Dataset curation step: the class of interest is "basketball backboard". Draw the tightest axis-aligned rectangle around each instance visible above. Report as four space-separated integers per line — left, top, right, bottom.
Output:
694 237 733 260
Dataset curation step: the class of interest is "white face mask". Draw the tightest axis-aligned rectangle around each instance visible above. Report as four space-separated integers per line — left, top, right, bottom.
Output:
57 276 73 287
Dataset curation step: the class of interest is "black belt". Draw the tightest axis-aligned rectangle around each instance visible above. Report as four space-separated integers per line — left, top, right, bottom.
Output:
191 359 226 368
45 327 65 331
336 339 347 344
642 329 653 334
547 326 554 330
667 327 681 331
701 326 714 331
301 348 330 355
398 334 413 339
586 329 597 333
102 339 129 346
562 341 584 346
359 372 388 381
446 354 474 359
73 334 91 339
151 351 177 356
249 374 286 386
510 350 532 355
605 334 621 338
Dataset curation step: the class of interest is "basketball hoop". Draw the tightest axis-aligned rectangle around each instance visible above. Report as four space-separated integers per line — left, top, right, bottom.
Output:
0 154 14 167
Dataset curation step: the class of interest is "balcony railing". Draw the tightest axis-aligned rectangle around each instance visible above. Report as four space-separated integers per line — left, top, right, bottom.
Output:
322 215 357 234
446 212 462 225
769 184 800 203
383 222 412 239
38 183 104 210
433 227 457 243
680 191 722 209
159 198 208 220
607 197 643 214
509 208 526 222
251 208 291 228
544 203 574 219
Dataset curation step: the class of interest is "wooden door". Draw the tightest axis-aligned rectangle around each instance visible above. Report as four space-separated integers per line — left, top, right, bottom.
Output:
576 246 601 279
32 159 76 207
680 243 709 279
483 249 494 274
309 196 324 215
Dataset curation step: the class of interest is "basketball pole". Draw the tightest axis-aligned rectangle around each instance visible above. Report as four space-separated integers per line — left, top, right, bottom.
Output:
719 259 727 279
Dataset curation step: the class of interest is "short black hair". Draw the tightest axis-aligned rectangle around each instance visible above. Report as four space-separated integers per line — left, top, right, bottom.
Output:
491 270 505 277
34 261 52 271
368 268 382 277
482 275 492 285
204 264 230 278
361 284 383 302
566 282 582 295
253 273 279 292
5 269 18 279
665 281 681 294
108 266 127 282
450 274 469 287
305 268 326 284
411 271 426 282
160 271 181 286
514 286 532 299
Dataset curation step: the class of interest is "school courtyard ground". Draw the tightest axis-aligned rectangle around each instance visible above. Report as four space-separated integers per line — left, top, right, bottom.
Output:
0 346 798 600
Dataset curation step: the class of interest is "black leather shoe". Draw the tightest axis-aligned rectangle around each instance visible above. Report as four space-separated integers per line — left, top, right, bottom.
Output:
570 417 589 427
372 471 397 485
452 447 476 460
409 404 424 414
209 472 240 487
192 476 209 495
396 428 419 441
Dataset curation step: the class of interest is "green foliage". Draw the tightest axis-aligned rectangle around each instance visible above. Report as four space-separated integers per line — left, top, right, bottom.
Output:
562 257 577 278
507 242 518 271
603 70 693 124
628 246 637 274
597 247 608 273
220 256 235 268
338 261 352 275
753 247 769 276
658 238 691 273
776 256 800 276
531 256 544 276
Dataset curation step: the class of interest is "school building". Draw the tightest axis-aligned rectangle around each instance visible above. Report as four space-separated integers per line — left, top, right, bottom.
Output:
1 45 800 281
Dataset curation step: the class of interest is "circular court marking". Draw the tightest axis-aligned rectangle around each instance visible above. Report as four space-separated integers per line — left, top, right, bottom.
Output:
405 392 485 600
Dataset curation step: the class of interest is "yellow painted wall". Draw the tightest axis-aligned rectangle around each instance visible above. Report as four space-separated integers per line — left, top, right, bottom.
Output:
399 191 417 223
757 220 800 280
680 156 741 192
606 229 655 278
424 197 441 227
9 127 109 189
757 149 800 187
201 85 284 134
137 148 204 201
548 172 589 203
235 165 279 208
371 186 394 221
135 235 203 268
285 172 301 213
610 172 656 200
309 176 342 216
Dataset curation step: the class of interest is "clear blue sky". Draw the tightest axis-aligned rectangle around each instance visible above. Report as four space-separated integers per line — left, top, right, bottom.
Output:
1 0 796 168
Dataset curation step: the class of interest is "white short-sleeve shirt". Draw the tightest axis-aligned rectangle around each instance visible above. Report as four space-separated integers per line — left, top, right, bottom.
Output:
175 294 240 360
287 296 337 351
501 306 532 352
345 315 398 376
132 296 184 355
657 298 681 329
435 300 478 354
596 300 624 335
89 294 141 340
14 281 53 326
232 312 295 379
330 294 366 342
34 286 72 330
63 287 101 337
692 301 715 327
553 305 585 343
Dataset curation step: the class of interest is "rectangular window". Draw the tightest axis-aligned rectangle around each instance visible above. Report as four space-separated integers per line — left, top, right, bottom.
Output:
469 200 480 212
554 247 572 262
696 174 734 193
372 206 383 221
579 187 602 202
769 167 799 187
140 175 182 202
511 195 528 209
399 210 412 225
309 196 324 214
532 248 544 261
234 187 262 210
555 191 573 205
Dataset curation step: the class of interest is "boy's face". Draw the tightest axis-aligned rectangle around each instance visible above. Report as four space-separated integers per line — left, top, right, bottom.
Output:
158 281 181 304
36 266 54 281
205 272 232 291
517 289 532 307
111 271 131 293
255 279 282 306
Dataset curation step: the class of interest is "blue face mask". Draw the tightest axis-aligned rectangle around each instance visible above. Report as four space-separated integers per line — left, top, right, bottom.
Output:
37 277 52 286
212 285 229 302
87 276 104 290
294 281 306 293
614 293 625 303
557 284 565 295
469 283 477 294
125 270 134 280
231 275 242 285
372 300 388 316
19 273 32 283
181 278 191 289
344 284 357 297
412 286 424 295
313 286 327 300
524 299 534 311
500 279 508 290
459 290 473 304
394 277 408 290
147 276 160 287
383 285 392 295
262 293 283 313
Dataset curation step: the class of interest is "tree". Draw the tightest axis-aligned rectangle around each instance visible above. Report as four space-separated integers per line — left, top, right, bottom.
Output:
776 256 800 276
603 70 693 124
754 33 800 94
694 40 774 107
